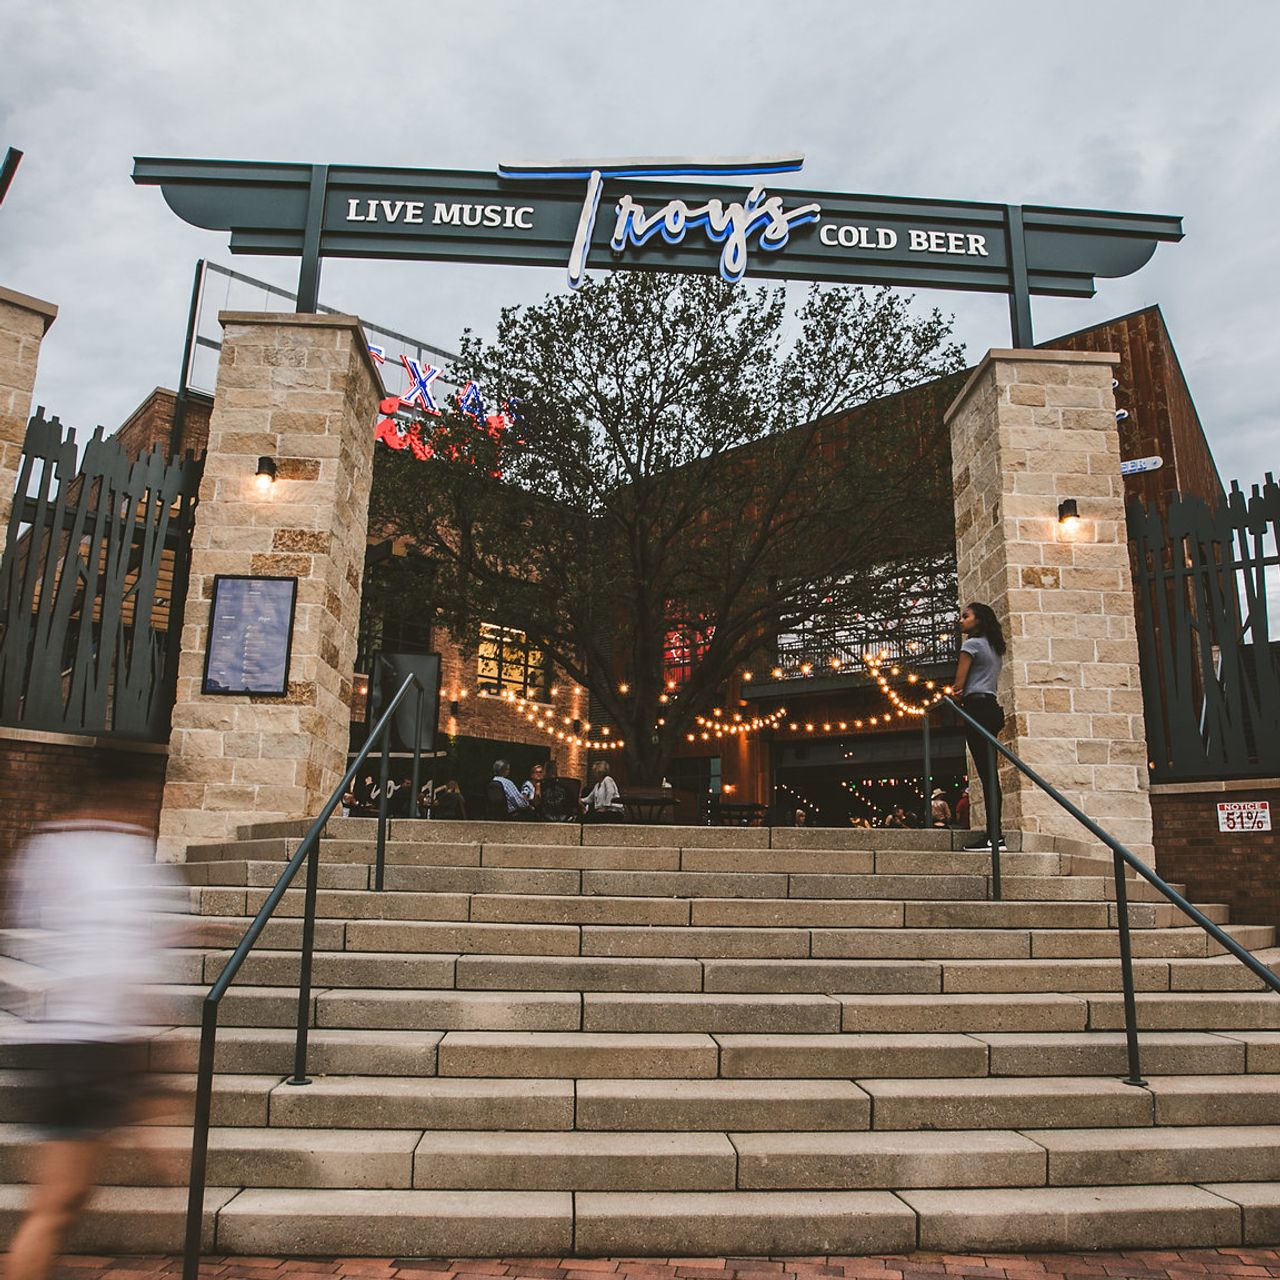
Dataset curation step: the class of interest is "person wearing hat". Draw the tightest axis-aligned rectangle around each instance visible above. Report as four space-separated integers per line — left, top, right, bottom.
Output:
930 788 951 828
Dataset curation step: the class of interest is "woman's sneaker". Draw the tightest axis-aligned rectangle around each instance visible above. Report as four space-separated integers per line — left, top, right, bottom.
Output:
963 836 1008 851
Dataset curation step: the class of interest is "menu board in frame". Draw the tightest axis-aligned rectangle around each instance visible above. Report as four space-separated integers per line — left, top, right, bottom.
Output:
202 575 298 696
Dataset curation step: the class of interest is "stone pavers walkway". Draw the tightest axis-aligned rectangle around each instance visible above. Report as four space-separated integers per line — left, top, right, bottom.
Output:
50 1252 1280 1280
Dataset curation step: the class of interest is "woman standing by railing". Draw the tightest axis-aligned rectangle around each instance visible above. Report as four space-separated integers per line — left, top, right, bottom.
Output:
952 601 1007 852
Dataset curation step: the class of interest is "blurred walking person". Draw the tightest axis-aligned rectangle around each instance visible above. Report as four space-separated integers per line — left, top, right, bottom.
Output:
3 753 184 1280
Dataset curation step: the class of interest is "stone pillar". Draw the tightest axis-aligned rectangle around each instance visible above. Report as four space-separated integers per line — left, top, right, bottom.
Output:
0 285 58 535
945 348 1153 857
158 312 381 859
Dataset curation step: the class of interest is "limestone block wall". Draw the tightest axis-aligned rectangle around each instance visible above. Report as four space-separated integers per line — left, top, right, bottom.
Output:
158 312 381 858
946 348 1153 857
0 285 57 533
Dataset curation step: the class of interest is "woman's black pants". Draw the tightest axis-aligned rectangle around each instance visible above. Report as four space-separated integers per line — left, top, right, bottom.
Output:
961 693 1004 836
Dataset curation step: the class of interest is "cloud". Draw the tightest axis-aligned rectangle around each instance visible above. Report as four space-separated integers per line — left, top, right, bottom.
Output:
1 0 1277 489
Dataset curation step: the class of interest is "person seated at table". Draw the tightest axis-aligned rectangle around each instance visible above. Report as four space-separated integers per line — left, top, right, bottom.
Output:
581 760 625 822
492 759 535 819
521 762 547 813
884 805 909 828
430 778 467 821
794 808 808 827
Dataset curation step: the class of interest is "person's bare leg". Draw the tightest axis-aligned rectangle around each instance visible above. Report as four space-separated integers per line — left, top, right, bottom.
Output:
5 1137 103 1280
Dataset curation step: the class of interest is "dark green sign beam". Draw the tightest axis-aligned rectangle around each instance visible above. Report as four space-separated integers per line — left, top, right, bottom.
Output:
133 157 1183 347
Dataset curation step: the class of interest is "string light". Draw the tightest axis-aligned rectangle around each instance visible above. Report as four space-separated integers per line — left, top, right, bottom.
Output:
476 687 624 750
692 706 787 737
862 655 951 717
776 779 822 817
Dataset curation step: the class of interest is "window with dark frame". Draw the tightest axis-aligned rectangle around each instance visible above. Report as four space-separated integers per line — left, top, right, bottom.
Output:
477 622 551 702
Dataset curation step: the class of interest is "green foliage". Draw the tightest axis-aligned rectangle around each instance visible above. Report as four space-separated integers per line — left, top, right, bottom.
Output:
370 273 966 782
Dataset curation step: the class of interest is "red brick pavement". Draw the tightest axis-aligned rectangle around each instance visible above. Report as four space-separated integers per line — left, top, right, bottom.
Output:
44 1252 1280 1280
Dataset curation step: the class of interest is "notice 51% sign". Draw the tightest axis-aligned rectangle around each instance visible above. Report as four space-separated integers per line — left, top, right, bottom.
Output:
1217 801 1272 832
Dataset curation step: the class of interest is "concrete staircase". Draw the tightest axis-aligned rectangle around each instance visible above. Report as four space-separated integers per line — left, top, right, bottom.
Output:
2 819 1280 1257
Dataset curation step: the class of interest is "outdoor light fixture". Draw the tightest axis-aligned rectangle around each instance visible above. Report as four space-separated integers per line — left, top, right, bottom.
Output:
1058 498 1080 528
254 456 277 495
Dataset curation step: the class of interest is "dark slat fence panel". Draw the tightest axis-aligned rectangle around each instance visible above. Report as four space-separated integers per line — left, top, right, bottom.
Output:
1129 475 1280 782
0 408 204 741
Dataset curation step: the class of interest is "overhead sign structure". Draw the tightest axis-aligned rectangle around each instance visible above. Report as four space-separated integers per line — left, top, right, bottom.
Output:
133 154 1183 346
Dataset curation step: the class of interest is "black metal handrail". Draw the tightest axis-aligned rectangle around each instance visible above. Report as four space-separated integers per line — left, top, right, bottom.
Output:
943 694 1280 1086
181 669 428 1280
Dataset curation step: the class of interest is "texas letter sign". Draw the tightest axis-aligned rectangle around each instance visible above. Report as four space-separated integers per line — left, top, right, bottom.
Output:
133 154 1183 345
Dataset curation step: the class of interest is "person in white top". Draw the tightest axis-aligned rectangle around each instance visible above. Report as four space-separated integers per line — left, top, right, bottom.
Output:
4 754 185 1280
580 761 625 822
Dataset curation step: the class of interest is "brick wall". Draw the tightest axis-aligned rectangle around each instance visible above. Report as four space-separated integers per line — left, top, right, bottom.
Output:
114 386 213 460
1151 780 1280 927
0 731 167 868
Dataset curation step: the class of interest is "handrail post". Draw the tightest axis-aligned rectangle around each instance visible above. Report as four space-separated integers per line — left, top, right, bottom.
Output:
986 741 1002 901
181 998 219 1280
1112 846 1147 1086
921 712 932 828
288 831 321 1086
410 684 424 819
983 742 1003 901
375 720 391 891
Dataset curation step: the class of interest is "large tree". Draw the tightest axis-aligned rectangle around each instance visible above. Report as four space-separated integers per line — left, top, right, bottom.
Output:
369 272 966 783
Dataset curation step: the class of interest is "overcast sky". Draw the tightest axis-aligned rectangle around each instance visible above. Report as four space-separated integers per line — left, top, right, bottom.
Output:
1 1 1277 487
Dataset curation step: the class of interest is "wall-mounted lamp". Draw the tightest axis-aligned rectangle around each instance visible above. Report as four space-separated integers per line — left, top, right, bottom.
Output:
254 456 278 495
1057 498 1080 529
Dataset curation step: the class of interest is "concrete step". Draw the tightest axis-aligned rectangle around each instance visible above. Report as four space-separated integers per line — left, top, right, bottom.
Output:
1171 949 1280 991
436 1031 719 1078
732 1129 1046 1189
346 920 580 955
0 1183 234 1251
900 1184 1242 1251
1088 991 1280 1031
580 992 842 1034
1032 924 1275 959
839 993 1089 1033
861 1074 1156 1129
1027 1124 1280 1185
574 1078 871 1132
215 1187 573 1255
184 860 372 889
1199 1182 1280 1245
714 1033 988 1079
469 894 691 926
1146 1074 1280 1125
0 1122 421 1189
976 1031 1249 1076
381 866 583 895
703 957 1181 995
455 954 704 992
413 1130 737 1190
315 989 582 1032
864 1073 1280 1129
269 1076 574 1130
204 949 458 989
572 1189 916 1254
0 1069 280 1126
147 1026 442 1076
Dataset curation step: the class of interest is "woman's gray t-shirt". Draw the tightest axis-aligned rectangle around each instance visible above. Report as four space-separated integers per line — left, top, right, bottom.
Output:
961 634 1002 696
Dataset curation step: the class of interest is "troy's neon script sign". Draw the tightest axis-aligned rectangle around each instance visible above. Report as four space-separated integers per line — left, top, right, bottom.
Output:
498 156 820 287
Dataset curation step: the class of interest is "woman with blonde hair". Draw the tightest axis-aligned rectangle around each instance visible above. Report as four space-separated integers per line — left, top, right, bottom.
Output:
581 760 625 822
